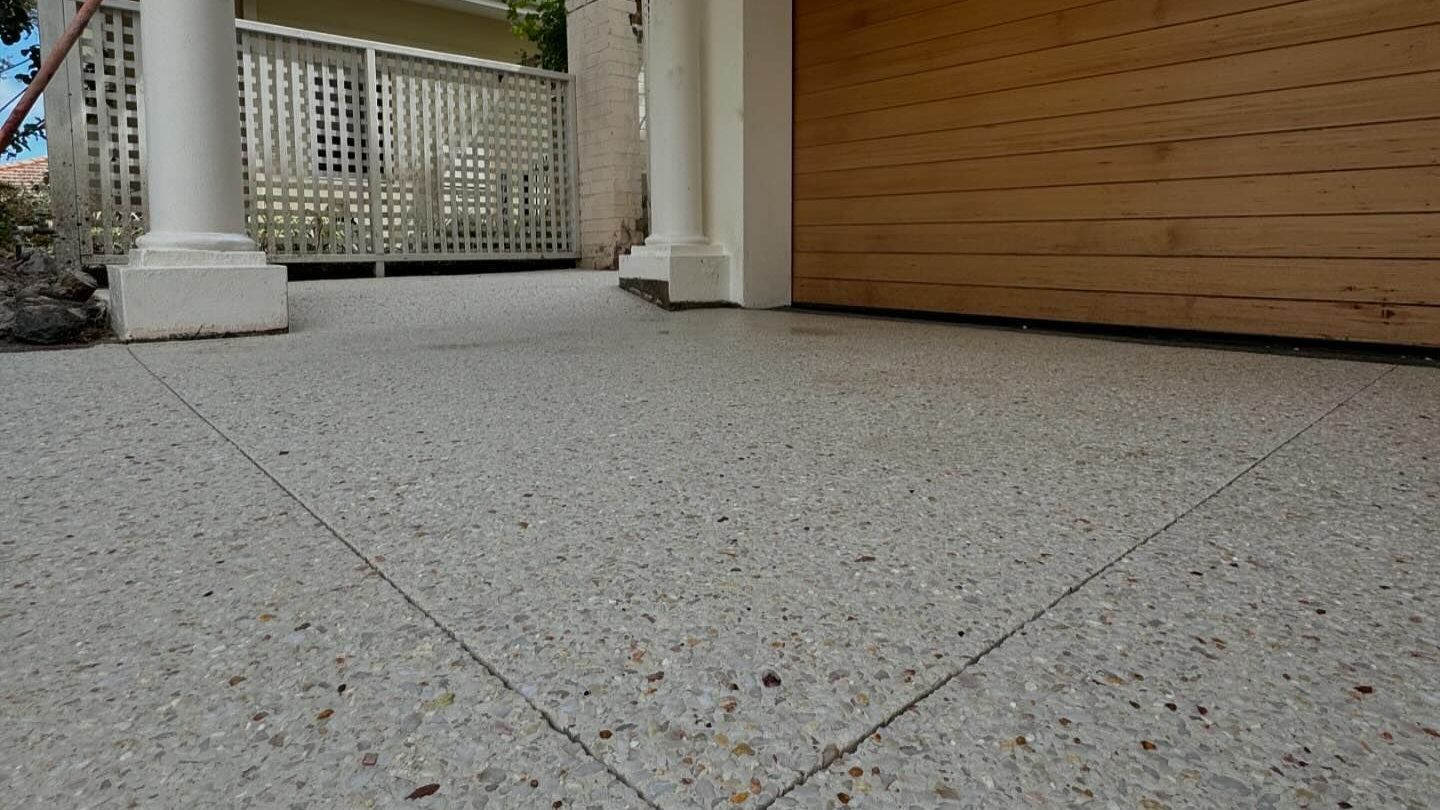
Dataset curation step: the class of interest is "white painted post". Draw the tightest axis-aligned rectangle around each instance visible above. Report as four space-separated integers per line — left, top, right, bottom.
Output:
107 0 288 341
642 0 705 247
37 0 82 268
364 47 384 261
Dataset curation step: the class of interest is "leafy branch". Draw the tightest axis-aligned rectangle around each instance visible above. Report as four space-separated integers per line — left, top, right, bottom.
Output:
505 0 566 73
0 0 43 158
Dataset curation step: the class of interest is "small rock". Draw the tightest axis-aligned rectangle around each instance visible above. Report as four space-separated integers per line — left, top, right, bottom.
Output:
17 250 56 277
12 299 89 345
476 766 506 785
0 300 13 339
422 692 456 711
48 267 99 301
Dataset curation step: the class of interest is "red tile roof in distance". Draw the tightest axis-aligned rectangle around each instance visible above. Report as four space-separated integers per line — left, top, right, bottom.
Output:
0 156 48 189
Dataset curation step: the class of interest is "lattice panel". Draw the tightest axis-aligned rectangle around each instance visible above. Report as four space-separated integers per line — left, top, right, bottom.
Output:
47 0 578 264
75 4 145 258
372 54 575 258
238 31 373 257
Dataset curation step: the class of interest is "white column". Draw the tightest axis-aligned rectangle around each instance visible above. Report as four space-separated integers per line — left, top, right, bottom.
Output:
618 0 729 306
108 0 287 341
137 0 254 252
643 0 705 247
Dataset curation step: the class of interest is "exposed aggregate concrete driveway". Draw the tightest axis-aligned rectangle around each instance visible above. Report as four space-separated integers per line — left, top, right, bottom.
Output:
3 272 1436 809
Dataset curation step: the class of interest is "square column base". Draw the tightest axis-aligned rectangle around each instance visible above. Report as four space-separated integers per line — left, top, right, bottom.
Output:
108 250 288 342
619 243 732 309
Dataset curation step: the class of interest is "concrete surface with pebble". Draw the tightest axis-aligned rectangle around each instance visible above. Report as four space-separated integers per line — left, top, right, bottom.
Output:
3 271 1435 808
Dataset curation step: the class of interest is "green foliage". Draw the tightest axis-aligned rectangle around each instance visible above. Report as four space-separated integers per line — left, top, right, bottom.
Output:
0 0 43 159
505 0 567 73
0 180 51 250
0 0 35 52
4 118 41 158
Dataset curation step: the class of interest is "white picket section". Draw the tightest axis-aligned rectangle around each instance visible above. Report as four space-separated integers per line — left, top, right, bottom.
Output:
41 0 578 267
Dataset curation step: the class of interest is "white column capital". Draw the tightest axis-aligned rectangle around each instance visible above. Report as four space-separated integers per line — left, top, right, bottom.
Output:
136 232 261 253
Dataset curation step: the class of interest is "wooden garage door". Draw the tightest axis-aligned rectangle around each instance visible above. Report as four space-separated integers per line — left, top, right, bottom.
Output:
793 0 1440 347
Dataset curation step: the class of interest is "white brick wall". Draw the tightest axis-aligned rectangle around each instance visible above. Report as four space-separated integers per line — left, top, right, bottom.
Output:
566 0 646 269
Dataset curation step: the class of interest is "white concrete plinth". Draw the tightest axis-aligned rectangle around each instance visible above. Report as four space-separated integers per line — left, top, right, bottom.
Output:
109 250 288 342
619 243 731 306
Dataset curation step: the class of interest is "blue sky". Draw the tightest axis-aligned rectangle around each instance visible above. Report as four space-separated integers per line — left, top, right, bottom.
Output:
2 29 44 161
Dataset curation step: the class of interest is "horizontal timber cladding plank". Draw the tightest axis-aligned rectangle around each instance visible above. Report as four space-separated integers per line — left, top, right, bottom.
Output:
794 0 960 37
797 23 1440 147
795 0 1440 120
793 254 1440 305
793 216 1440 259
799 0 1123 65
794 70 1440 174
795 119 1440 199
797 0 1296 89
792 277 1440 346
795 167 1440 226
794 1 1440 347
795 0 1230 64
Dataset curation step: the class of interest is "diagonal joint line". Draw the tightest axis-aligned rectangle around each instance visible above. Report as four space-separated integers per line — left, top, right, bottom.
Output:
125 347 662 810
762 363 1399 808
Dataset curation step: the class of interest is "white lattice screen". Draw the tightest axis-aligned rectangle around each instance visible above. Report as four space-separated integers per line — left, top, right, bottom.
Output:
72 2 146 259
41 0 579 267
237 32 375 258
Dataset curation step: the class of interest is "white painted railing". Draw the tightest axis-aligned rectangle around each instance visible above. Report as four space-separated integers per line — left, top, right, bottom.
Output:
40 0 579 268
